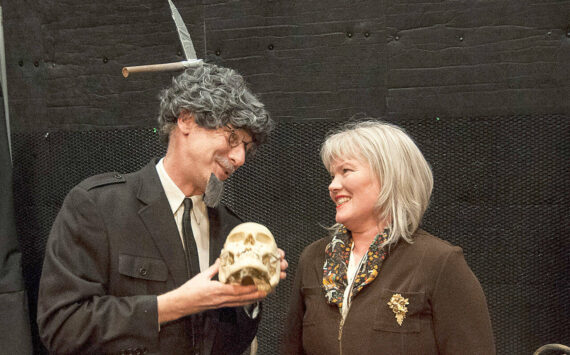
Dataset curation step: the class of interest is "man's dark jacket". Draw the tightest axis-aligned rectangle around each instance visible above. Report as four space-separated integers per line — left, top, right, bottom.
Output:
37 159 260 354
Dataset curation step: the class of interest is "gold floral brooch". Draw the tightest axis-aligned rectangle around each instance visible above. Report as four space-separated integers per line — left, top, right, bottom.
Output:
387 293 409 326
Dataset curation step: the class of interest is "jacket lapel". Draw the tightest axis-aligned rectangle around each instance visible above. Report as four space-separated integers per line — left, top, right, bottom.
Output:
202 206 227 355
207 206 228 271
136 160 188 287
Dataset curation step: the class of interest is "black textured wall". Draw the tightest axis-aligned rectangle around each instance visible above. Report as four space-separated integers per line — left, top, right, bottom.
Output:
3 0 569 354
4 1 568 131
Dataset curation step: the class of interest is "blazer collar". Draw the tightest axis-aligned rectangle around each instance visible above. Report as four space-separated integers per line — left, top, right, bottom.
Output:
207 207 224 269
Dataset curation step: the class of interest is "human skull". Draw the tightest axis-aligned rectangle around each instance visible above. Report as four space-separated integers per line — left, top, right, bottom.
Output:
219 222 280 293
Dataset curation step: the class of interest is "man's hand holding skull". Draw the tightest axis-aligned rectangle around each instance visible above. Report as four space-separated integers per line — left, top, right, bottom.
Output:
157 223 287 324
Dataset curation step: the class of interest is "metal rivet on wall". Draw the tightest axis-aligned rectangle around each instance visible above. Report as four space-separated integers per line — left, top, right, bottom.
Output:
268 44 274 50
395 35 399 41
34 60 39 67
215 50 221 56
346 32 353 38
566 26 570 38
102 56 108 63
18 60 23 67
177 50 182 57
459 36 464 41
364 31 370 37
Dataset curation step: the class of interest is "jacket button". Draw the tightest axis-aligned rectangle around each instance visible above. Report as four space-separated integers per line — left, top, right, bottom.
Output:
139 267 148 276
113 173 122 179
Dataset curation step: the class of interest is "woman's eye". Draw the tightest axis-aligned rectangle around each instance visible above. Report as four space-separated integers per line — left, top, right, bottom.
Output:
342 168 351 173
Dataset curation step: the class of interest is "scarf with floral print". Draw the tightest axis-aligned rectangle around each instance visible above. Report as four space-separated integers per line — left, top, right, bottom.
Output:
322 225 389 309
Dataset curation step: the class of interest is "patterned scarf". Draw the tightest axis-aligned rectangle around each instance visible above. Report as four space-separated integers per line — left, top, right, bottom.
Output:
322 225 389 309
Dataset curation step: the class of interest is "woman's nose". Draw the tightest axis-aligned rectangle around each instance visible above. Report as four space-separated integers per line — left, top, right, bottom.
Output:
328 175 341 192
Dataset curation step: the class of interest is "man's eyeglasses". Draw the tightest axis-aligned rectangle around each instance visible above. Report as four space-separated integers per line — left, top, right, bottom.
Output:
224 125 256 159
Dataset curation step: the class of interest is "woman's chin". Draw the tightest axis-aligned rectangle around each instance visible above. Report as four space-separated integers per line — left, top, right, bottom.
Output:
335 215 350 228
335 215 343 225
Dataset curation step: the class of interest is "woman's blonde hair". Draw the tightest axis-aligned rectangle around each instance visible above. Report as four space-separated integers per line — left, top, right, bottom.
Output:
321 120 433 247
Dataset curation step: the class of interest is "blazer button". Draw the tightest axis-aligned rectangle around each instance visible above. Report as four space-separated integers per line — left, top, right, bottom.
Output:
113 173 122 179
139 267 148 277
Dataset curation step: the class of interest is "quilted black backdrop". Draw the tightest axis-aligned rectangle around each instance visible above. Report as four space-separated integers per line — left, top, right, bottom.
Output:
12 116 569 354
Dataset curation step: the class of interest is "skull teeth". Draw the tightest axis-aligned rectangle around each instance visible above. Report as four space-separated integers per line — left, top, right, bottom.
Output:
228 267 271 289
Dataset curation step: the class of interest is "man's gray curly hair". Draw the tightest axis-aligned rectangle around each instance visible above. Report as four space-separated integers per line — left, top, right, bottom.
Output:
157 63 273 147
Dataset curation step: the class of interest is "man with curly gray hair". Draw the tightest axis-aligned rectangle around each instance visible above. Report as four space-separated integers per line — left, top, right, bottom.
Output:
38 63 286 355
158 63 272 147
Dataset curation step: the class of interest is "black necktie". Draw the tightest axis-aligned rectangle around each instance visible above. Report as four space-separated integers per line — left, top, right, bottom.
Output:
183 198 204 353
182 198 200 279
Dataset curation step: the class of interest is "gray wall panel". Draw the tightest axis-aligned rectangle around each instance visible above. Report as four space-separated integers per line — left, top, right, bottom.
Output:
385 0 570 117
4 1 569 131
204 0 386 120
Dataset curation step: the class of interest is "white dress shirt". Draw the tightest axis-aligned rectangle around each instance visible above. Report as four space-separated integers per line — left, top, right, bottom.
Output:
156 158 210 272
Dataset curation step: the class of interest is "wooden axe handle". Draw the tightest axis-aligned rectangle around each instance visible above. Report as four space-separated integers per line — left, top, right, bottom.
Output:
122 62 187 78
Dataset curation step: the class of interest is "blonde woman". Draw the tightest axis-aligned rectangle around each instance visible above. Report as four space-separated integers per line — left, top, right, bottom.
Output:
283 121 495 354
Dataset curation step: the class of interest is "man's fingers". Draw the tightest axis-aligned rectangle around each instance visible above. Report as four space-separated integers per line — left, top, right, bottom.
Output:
280 258 288 271
204 259 220 280
219 292 266 308
278 248 288 280
209 283 266 308
219 282 261 295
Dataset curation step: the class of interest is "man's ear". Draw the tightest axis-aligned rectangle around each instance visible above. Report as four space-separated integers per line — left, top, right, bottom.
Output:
177 112 195 134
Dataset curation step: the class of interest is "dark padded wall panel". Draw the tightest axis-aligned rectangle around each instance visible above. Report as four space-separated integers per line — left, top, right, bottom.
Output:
3 1 568 132
205 1 386 122
13 117 569 354
385 1 570 117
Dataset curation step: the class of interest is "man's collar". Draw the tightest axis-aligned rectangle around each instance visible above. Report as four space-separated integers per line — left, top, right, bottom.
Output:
156 158 205 214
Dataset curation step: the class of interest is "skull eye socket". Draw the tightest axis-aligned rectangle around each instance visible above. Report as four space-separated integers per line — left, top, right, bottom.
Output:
227 232 245 243
255 233 272 244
